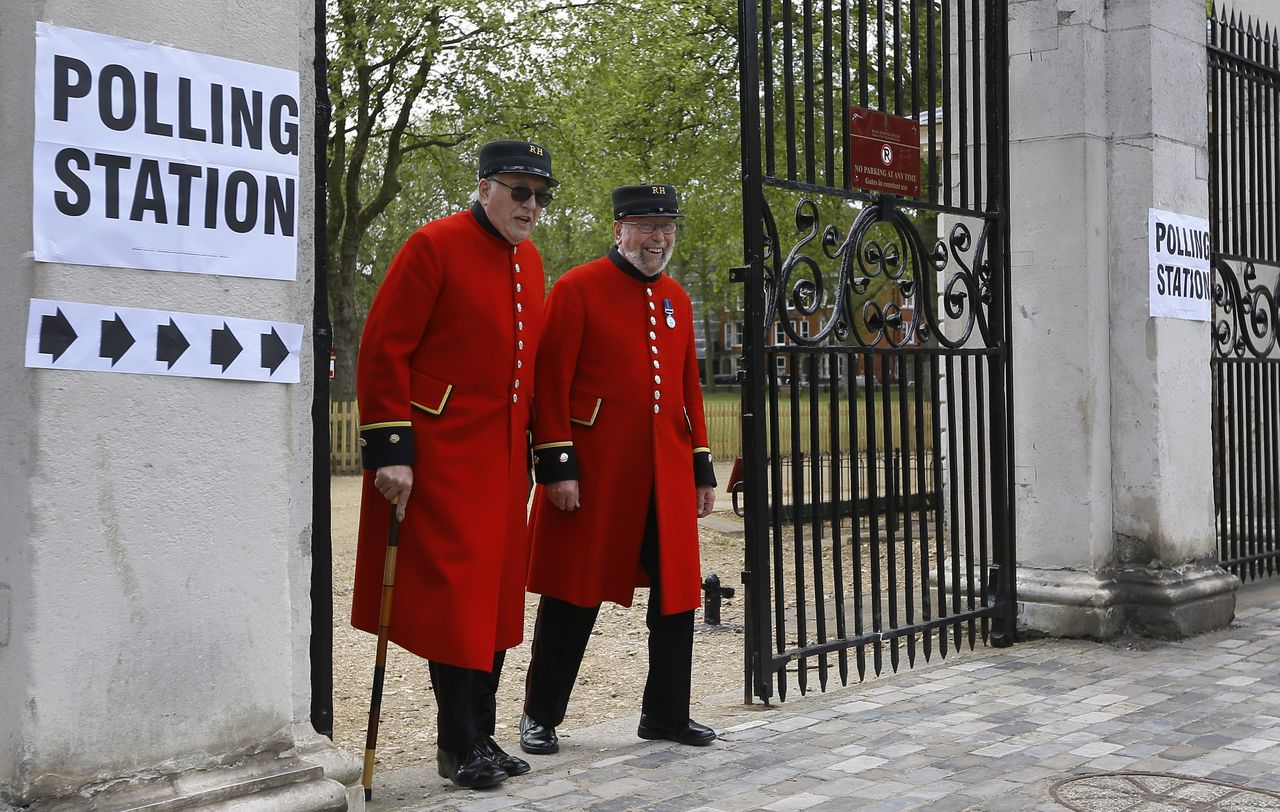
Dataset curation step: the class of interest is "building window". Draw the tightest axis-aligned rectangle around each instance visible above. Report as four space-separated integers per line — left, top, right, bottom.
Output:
774 322 787 345
725 321 743 348
798 319 811 339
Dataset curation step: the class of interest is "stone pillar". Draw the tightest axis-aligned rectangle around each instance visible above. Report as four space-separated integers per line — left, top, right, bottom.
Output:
1009 0 1237 638
0 1 359 808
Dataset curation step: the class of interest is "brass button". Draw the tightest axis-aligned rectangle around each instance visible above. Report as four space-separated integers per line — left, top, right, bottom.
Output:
654 375 661 384
651 346 658 354
653 360 660 369
648 302 655 311
646 287 653 296
517 360 523 369
650 316 657 326
389 434 400 444
516 283 522 292
514 380 521 388
559 452 569 463
654 390 661 399
519 340 524 350
513 394 519 402
517 303 523 313
649 331 657 340
359 438 367 447
518 321 524 330
654 405 660 414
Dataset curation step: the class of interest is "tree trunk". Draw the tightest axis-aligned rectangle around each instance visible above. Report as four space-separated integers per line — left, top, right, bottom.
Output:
702 303 717 393
329 228 363 403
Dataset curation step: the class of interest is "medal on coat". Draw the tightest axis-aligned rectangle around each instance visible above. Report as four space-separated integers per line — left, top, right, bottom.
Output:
663 298 676 329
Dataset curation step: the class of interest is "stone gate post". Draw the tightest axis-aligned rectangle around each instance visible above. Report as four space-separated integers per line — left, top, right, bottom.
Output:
0 1 359 807
1009 0 1239 637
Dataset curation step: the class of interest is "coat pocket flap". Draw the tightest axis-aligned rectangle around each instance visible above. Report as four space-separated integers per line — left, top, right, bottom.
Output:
569 392 603 426
410 370 453 415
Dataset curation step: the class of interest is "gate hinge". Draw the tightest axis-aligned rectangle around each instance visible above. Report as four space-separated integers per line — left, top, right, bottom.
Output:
729 266 749 283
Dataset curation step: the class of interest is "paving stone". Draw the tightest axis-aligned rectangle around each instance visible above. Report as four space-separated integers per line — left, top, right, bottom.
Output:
369 587 1280 811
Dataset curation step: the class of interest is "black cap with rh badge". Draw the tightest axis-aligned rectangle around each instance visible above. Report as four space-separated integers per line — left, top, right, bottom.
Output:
478 140 559 187
612 184 683 218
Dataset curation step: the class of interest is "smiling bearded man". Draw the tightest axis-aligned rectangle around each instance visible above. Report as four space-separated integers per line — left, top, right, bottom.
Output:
518 184 719 756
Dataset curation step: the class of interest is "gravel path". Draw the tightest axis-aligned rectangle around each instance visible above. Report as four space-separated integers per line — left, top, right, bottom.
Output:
329 475 747 772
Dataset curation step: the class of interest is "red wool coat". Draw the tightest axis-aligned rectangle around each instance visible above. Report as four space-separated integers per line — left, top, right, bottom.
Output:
527 251 712 615
351 209 544 670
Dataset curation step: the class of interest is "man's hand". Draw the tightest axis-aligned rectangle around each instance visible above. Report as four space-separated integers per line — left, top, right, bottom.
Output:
696 485 716 518
547 480 581 512
374 464 413 521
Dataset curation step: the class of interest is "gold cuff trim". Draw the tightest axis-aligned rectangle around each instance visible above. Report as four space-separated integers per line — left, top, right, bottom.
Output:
359 420 412 431
693 447 711 454
532 441 574 451
570 398 603 427
410 384 453 415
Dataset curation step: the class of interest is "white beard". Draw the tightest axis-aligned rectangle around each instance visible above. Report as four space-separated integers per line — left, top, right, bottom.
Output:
621 243 672 275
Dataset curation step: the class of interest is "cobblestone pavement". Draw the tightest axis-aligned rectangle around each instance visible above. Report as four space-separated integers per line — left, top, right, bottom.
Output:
366 583 1280 811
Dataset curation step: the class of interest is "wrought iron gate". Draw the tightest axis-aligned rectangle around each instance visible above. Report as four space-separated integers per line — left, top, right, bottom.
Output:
734 0 1015 702
1210 9 1280 582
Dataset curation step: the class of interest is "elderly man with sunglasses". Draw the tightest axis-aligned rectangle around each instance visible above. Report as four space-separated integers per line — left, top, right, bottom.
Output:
519 184 718 756
351 140 556 790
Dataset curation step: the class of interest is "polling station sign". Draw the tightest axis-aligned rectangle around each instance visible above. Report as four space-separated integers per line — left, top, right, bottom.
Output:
1149 209 1211 321
33 23 300 280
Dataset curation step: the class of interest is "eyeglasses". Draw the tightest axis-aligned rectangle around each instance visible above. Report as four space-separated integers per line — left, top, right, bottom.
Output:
620 220 678 235
487 177 553 208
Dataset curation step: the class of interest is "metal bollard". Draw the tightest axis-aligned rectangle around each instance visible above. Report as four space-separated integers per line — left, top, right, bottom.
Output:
701 573 736 625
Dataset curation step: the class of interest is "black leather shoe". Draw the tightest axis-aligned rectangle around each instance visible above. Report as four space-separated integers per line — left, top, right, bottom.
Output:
636 714 717 746
519 713 559 755
436 744 507 789
481 737 530 776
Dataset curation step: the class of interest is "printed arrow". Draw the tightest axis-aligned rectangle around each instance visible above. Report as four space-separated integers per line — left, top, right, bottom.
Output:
156 318 190 369
99 314 135 366
260 327 290 375
39 308 78 362
211 322 243 372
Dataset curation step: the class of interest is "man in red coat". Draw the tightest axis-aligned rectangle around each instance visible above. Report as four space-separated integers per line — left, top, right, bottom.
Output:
351 140 555 789
519 184 718 756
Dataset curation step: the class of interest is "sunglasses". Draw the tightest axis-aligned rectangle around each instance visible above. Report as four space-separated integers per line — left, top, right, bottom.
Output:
488 177 553 208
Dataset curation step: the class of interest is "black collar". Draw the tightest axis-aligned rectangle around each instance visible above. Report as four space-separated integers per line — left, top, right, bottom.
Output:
470 201 507 242
608 246 664 283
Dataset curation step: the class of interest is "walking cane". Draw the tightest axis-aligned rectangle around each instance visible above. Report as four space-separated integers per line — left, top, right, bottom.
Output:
362 502 401 801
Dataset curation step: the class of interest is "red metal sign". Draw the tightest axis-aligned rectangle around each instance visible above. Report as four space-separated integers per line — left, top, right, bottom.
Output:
849 107 921 198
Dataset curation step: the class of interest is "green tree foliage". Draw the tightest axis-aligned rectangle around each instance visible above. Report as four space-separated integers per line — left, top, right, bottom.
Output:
326 0 747 397
326 0 540 398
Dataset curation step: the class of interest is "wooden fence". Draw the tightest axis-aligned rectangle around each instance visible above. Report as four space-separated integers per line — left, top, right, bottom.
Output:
331 397 934 475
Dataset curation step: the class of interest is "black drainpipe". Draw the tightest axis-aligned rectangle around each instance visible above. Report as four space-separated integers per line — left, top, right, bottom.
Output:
309 0 334 740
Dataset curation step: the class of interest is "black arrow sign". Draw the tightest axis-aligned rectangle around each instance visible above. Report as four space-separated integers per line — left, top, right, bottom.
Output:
39 308 78 362
99 314 135 366
211 322 243 372
260 327 290 375
156 318 190 369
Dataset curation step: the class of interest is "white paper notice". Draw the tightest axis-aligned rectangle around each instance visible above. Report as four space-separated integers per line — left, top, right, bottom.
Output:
1149 208 1211 321
33 23 300 280
26 298 303 383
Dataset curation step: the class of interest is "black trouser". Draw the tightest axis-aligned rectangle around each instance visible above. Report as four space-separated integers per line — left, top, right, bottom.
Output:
428 649 506 754
524 497 695 727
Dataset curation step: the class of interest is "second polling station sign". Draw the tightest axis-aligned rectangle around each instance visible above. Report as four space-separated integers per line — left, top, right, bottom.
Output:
33 23 300 280
1149 208 1211 321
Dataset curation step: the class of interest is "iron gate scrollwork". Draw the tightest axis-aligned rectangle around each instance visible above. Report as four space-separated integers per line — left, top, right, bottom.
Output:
735 0 1015 702
1209 9 1280 582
